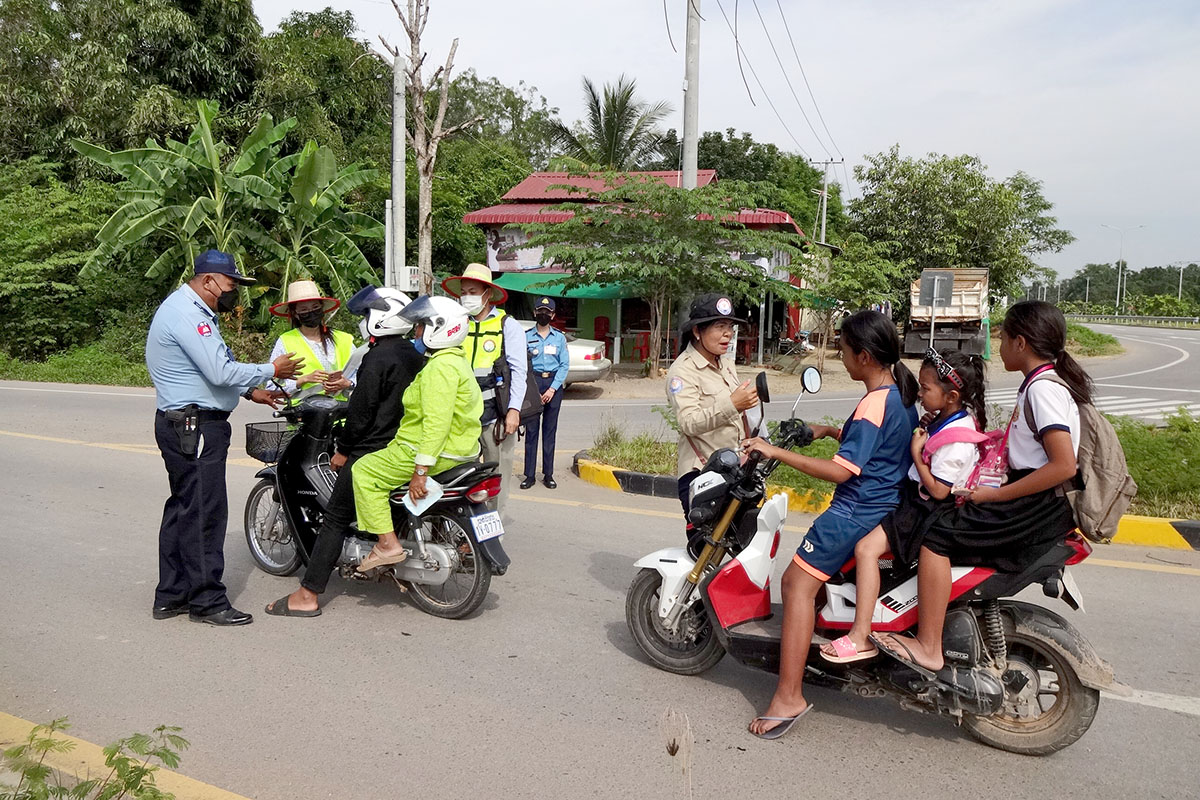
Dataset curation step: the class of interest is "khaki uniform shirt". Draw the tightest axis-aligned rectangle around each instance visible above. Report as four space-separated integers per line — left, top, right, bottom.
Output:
666 344 750 476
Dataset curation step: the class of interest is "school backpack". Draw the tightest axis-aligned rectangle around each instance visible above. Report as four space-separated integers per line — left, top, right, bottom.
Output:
1024 373 1138 544
924 423 1008 502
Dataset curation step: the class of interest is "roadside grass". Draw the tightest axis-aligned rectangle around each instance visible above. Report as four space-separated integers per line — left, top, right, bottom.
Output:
589 411 1200 520
1065 322 1123 357
0 344 150 386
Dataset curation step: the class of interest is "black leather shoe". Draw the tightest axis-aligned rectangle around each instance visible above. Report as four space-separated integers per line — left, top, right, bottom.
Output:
189 607 253 626
520 476 535 490
152 602 189 620
543 476 557 489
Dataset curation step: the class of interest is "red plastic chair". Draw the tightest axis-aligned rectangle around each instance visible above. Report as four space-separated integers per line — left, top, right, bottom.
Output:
631 332 650 362
594 316 611 358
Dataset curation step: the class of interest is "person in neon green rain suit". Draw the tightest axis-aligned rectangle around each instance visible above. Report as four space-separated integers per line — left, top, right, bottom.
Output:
352 295 483 571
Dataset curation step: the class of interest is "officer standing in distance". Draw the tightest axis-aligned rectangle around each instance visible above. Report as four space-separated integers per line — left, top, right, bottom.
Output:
521 296 570 490
145 250 302 626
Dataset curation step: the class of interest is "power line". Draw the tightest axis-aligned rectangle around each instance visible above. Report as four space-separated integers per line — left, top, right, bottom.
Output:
748 0 832 157
773 0 843 161
711 0 811 159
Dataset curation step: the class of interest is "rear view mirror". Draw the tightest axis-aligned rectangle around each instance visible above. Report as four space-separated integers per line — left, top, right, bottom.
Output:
801 367 822 394
755 371 770 405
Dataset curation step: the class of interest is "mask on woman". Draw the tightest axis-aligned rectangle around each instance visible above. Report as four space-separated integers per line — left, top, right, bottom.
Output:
534 311 553 326
296 310 324 328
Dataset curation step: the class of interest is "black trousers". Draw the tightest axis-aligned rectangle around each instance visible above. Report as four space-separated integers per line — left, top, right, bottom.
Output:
523 374 563 479
301 453 361 595
154 411 232 614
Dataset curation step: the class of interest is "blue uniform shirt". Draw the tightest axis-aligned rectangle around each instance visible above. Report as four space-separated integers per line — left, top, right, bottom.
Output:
145 284 275 412
526 326 570 391
828 384 919 517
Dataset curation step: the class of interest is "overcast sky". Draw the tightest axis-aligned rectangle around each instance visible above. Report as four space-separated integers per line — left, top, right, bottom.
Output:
254 0 1199 280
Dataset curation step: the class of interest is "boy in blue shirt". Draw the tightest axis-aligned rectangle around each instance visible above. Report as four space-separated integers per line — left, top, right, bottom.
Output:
521 297 571 489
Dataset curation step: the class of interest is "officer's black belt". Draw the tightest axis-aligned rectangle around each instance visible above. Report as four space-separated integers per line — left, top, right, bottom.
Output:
157 408 230 423
538 372 552 378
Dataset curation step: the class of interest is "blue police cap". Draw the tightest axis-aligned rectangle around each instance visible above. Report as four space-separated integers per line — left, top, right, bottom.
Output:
194 249 254 285
534 296 556 312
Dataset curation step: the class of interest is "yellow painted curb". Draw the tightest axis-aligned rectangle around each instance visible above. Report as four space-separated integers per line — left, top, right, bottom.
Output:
1111 514 1192 550
573 457 622 492
0 712 251 800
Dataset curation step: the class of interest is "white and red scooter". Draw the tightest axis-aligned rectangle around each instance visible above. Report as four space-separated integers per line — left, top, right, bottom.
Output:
625 369 1127 755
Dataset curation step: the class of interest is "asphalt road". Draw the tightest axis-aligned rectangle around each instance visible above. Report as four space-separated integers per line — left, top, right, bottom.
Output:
1 376 1199 800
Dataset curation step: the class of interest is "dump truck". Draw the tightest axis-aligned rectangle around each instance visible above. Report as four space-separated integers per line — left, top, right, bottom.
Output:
903 268 989 356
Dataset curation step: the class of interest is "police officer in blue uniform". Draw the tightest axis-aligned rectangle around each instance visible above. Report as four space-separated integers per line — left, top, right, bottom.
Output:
145 250 302 626
521 297 571 490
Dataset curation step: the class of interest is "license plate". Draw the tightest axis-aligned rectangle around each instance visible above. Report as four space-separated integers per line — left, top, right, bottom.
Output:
470 511 504 542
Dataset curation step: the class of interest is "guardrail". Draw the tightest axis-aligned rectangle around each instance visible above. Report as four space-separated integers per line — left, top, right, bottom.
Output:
1067 314 1200 328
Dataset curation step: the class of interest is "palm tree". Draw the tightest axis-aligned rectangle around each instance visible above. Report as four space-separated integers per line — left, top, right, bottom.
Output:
550 75 673 170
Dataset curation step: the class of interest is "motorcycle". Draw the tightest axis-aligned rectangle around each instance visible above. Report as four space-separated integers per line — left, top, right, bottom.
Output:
625 368 1127 755
242 388 510 619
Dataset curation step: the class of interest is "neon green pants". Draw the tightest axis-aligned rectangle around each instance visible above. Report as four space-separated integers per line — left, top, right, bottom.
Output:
352 444 461 534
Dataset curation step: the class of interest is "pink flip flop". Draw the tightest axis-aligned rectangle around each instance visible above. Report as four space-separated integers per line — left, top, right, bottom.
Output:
820 635 879 664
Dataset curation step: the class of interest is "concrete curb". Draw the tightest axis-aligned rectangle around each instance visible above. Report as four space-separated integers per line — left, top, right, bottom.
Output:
571 452 1200 550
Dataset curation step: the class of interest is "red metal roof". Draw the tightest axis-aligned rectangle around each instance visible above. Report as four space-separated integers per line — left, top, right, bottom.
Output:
502 170 718 201
462 202 804 235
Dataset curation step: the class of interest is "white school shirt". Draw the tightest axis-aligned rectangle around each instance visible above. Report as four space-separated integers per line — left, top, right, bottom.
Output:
1008 368 1081 470
907 410 980 486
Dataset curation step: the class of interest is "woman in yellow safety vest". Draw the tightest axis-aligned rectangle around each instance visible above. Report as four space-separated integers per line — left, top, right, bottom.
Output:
269 280 355 397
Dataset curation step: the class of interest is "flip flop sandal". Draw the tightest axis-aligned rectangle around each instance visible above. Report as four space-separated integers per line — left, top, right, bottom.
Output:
820 635 879 664
750 704 814 740
264 595 321 618
357 548 408 573
870 634 938 679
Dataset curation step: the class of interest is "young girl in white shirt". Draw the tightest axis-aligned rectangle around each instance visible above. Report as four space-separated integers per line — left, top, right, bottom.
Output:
874 301 1088 672
820 348 987 663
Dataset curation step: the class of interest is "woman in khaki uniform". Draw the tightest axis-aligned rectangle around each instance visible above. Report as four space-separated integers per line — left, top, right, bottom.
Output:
666 294 760 524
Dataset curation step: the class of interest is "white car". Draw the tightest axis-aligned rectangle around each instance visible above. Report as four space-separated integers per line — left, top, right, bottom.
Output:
516 320 612 385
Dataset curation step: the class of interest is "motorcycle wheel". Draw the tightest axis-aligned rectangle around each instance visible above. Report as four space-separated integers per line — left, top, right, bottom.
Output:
964 623 1100 756
625 568 725 675
404 512 491 620
244 478 302 576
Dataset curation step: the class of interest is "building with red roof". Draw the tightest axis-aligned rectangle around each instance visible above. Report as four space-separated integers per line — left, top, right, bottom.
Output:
461 170 809 364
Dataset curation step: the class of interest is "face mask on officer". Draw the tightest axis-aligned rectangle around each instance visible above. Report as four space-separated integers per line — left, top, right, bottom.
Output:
296 309 324 328
534 311 553 325
208 278 238 313
460 294 486 315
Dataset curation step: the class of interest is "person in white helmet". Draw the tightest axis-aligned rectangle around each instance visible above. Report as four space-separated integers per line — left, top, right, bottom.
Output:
351 295 484 571
266 286 423 617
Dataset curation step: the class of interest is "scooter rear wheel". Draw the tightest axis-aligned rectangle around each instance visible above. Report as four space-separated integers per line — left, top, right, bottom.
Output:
626 568 725 675
404 511 491 619
244 478 302 576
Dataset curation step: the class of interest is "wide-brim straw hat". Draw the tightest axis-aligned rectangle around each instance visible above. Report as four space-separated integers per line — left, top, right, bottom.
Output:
441 262 508 305
269 280 340 318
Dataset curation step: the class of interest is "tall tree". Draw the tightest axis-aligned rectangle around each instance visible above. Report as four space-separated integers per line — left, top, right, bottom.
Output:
383 0 481 294
850 145 1074 298
549 75 672 170
522 174 807 374
444 69 561 169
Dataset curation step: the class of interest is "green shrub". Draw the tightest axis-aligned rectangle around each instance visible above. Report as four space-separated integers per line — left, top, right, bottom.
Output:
0 717 188 800
1065 322 1122 357
1116 411 1200 519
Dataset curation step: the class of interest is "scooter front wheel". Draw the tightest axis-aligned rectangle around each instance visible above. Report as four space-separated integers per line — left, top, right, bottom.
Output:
244 478 302 576
625 568 724 675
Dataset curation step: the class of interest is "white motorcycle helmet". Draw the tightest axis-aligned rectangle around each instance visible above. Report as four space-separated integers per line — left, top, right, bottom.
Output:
347 286 413 338
399 295 470 350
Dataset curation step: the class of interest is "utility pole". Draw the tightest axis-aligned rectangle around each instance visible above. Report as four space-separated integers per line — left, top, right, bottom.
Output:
389 51 406 290
809 159 843 244
1101 223 1144 314
681 0 701 190
1085 276 1090 306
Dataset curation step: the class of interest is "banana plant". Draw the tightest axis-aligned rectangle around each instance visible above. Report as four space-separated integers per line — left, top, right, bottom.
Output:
74 100 382 315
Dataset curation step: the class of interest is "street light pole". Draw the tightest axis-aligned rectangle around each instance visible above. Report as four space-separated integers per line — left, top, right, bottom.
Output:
1101 224 1144 314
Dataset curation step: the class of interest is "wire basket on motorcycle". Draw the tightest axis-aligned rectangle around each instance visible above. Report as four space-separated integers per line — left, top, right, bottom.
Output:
245 421 298 463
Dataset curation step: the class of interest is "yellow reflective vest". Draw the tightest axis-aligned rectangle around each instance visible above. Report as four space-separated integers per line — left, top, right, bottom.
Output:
279 327 354 398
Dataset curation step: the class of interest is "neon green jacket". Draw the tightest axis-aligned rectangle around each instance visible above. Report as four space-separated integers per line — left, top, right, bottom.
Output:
394 346 483 466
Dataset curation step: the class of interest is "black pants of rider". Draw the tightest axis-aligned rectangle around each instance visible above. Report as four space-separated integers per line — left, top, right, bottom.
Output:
153 410 233 615
523 374 563 480
300 453 361 595
678 469 701 555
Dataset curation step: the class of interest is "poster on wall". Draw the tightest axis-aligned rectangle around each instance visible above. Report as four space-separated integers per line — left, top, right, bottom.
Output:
486 227 546 271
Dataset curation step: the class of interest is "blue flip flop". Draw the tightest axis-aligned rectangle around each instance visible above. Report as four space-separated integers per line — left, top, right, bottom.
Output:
750 703 814 740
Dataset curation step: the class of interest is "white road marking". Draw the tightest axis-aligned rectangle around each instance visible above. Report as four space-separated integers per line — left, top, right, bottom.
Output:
1100 337 1190 380
1104 689 1200 718
0 385 155 398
